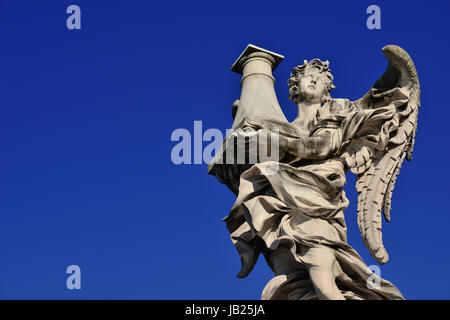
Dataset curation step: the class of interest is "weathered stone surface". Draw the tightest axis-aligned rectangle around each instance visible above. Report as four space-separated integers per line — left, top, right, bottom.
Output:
209 44 420 300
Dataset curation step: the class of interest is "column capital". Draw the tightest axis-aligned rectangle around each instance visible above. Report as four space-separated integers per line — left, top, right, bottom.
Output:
230 44 284 74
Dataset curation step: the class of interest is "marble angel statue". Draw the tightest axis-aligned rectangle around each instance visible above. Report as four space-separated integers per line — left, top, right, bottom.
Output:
208 44 420 300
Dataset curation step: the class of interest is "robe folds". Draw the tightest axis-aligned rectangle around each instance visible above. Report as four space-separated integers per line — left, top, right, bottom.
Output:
216 93 409 300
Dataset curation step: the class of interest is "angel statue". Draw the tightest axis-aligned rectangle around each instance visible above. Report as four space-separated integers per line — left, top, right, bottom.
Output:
208 44 420 300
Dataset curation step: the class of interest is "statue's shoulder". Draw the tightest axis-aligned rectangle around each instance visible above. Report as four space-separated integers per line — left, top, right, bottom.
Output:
327 98 355 114
317 98 354 122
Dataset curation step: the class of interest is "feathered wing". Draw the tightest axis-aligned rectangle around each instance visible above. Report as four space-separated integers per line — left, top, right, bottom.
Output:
345 45 421 264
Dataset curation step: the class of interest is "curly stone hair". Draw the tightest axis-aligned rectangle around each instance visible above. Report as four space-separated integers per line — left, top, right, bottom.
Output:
287 59 336 104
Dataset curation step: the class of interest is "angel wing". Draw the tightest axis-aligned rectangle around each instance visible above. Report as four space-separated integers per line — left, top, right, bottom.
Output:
342 45 421 264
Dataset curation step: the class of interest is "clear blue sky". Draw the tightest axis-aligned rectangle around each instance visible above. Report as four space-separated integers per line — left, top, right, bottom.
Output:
0 0 448 299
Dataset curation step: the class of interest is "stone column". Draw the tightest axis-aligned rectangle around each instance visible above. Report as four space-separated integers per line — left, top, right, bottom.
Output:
230 44 287 129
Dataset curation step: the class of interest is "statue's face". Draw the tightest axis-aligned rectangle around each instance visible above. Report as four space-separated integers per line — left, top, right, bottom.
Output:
298 70 328 104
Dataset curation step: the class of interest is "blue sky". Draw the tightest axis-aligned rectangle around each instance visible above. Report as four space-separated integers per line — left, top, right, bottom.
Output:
0 0 449 299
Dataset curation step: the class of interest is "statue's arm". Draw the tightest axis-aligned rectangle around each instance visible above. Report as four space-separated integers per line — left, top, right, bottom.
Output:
279 128 341 160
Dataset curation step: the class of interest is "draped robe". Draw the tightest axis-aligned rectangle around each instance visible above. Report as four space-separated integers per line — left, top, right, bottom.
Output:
216 93 408 300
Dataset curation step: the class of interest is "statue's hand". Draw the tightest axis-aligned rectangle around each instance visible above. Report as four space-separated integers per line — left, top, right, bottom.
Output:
341 137 375 174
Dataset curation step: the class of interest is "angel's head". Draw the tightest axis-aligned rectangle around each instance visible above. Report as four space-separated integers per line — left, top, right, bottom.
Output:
288 59 336 105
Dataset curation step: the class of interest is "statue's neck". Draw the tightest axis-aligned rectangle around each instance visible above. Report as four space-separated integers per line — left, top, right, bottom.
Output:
293 101 321 130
